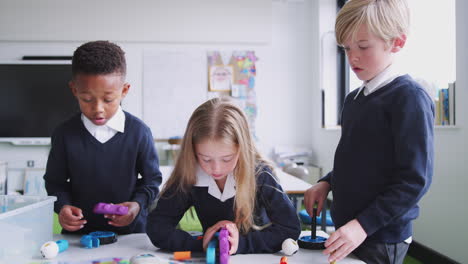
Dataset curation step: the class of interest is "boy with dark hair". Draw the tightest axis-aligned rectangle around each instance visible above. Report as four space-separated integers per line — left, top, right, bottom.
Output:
44 40 162 234
304 0 434 263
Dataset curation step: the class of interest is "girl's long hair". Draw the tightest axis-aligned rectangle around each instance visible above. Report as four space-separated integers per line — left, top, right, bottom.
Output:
161 97 271 234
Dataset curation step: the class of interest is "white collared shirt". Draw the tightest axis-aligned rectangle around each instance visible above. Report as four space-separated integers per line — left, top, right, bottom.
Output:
194 166 236 202
81 106 126 143
354 64 404 100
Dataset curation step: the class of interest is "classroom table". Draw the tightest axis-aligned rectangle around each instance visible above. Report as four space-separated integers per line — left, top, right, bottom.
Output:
27 231 364 263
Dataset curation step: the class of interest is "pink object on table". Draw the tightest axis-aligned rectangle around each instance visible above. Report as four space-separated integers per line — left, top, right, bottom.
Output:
93 203 128 215
218 227 230 264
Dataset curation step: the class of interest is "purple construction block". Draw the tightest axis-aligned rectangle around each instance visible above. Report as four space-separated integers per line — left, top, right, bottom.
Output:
219 227 230 264
93 203 128 215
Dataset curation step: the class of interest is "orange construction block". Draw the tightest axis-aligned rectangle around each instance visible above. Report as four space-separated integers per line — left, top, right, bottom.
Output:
174 251 191 260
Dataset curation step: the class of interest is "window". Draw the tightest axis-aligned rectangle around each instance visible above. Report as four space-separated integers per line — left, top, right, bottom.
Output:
322 0 456 127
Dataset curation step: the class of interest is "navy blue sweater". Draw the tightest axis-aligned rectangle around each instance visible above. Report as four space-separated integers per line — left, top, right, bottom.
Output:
321 75 434 243
44 111 162 234
146 166 301 254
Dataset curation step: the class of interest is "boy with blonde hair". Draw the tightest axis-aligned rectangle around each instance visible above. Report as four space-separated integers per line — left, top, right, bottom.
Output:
304 0 434 263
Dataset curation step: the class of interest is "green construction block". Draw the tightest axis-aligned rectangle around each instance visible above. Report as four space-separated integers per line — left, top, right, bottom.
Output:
53 212 62 234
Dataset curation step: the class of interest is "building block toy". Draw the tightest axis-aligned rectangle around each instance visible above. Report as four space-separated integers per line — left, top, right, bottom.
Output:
93 202 129 215
40 239 68 259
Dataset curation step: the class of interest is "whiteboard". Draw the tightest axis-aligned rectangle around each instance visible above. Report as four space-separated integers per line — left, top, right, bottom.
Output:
143 50 208 139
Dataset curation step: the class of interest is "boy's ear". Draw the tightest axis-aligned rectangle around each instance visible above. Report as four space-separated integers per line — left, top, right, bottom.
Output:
69 81 78 96
121 82 130 98
391 34 407 53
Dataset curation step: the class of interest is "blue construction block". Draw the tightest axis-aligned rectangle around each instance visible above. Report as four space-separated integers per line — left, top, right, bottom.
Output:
299 209 334 226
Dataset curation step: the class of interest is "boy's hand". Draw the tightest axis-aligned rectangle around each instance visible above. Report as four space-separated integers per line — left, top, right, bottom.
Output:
105 201 140 227
324 219 367 262
203 220 238 254
304 181 331 217
59 205 87 232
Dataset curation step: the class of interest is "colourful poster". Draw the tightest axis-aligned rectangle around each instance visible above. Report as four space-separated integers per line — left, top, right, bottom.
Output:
207 51 258 138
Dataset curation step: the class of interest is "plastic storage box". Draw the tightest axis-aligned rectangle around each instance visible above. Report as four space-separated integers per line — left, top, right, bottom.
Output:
0 195 56 261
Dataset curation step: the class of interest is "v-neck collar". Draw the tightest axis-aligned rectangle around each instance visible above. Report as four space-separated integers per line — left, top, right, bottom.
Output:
194 166 236 202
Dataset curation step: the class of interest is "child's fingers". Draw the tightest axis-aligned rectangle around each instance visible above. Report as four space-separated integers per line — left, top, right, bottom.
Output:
205 224 219 235
224 223 237 233
304 194 318 217
305 198 324 218
224 223 238 255
62 224 82 231
316 200 324 216
323 237 344 256
227 236 237 255
61 211 86 223
304 192 312 215
104 214 118 219
330 244 353 263
68 217 87 226
108 220 123 227
69 206 84 219
61 218 86 231
216 220 233 228
208 221 229 235
108 215 130 227
203 225 220 250
61 206 82 220
324 231 340 248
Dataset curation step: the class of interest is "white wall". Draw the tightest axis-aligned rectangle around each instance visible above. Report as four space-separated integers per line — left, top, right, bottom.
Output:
413 0 468 262
0 0 271 43
0 1 315 192
311 0 468 262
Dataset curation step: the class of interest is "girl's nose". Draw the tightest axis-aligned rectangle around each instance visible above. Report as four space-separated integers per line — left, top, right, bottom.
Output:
211 161 221 173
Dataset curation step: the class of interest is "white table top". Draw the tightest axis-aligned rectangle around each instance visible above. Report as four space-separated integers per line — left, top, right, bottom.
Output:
28 231 364 263
159 166 312 195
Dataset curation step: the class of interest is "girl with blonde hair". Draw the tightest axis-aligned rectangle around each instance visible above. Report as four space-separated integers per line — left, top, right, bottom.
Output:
146 97 300 254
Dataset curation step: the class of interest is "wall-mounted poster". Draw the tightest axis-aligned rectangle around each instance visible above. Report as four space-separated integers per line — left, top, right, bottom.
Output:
207 51 258 138
209 65 234 92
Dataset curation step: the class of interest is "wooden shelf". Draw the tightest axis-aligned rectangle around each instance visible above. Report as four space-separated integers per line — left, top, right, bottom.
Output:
435 125 459 129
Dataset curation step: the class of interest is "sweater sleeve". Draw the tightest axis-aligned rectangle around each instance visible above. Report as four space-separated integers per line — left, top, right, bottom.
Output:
146 187 203 252
132 126 162 212
319 171 333 184
43 127 72 213
237 168 301 254
356 87 434 236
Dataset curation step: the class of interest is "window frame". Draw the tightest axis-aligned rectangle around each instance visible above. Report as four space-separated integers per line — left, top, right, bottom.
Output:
336 0 348 126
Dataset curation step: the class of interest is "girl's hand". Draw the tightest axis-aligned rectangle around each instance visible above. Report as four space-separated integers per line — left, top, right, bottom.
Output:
224 222 239 255
105 201 140 227
323 219 367 262
59 205 87 231
203 220 238 253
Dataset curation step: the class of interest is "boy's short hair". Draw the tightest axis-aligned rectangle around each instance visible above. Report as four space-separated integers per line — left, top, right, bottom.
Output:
335 0 410 45
72 40 126 78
